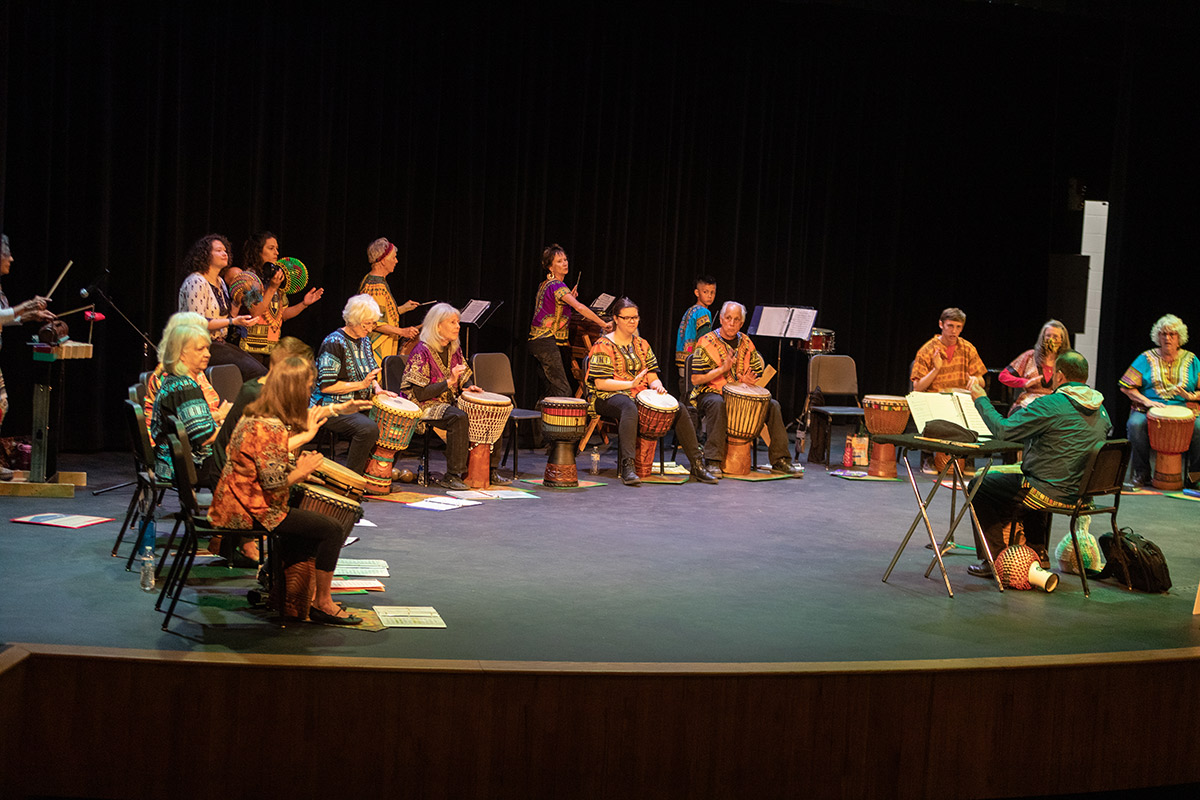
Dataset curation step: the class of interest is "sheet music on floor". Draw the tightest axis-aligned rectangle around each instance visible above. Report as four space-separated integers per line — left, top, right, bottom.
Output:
373 606 447 628
905 390 992 439
333 558 390 577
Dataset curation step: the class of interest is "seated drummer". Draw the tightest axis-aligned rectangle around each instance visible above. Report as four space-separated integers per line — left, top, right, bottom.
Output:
1118 313 1200 489
311 294 397 475
584 297 717 486
689 301 801 477
400 302 510 490
910 307 986 393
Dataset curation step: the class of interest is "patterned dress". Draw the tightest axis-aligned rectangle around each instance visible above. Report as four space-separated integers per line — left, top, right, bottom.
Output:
401 341 471 419
207 416 291 531
360 273 403 364
312 329 379 407
149 373 218 481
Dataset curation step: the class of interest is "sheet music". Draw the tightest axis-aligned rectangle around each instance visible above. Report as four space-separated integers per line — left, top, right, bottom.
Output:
952 391 993 438
590 293 615 314
905 391 993 439
785 308 818 340
459 299 491 325
755 307 792 337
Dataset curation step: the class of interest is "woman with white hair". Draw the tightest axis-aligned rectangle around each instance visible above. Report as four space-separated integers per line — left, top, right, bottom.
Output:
400 303 509 490
311 294 395 474
0 234 56 481
148 317 230 489
1119 313 1200 488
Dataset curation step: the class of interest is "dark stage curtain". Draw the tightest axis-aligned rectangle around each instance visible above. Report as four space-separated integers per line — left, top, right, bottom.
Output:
0 1 1196 451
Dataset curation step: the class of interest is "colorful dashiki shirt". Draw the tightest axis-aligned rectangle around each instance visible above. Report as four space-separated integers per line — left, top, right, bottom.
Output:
688 331 765 403
400 341 471 419
144 365 221 446
584 335 658 415
528 279 573 343
675 303 713 369
1119 349 1199 412
360 273 402 363
312 329 379 406
207 416 291 531
149 373 217 482
910 335 986 392
230 269 287 355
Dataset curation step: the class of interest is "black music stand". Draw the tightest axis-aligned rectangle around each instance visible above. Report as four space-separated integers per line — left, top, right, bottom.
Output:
877 433 1023 598
748 305 817 457
458 299 502 362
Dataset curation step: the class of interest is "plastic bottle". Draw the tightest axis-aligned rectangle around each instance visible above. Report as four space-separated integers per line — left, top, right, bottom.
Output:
590 446 601 475
137 517 156 553
139 546 156 592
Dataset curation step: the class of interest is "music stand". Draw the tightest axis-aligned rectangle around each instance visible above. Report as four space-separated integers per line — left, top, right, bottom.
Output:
459 299 502 362
748 305 817 453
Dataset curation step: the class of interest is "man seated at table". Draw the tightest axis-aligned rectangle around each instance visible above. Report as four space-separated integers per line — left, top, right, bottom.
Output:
689 301 800 477
962 350 1111 578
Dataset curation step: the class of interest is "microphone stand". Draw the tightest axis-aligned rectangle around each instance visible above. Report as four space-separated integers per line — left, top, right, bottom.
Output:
89 285 159 496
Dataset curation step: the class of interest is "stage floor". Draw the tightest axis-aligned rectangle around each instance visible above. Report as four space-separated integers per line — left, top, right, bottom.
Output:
2 446 1198 664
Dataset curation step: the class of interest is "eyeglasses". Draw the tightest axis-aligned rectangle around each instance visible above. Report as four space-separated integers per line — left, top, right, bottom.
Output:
617 315 640 322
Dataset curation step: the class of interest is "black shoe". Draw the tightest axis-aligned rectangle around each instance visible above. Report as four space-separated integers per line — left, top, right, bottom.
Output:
771 459 802 476
690 462 718 484
705 461 723 479
620 459 642 486
309 606 362 626
966 561 994 579
438 474 469 491
1124 474 1146 492
489 470 512 485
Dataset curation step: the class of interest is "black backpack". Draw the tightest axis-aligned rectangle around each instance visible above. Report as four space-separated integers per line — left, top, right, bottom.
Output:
1096 528 1171 593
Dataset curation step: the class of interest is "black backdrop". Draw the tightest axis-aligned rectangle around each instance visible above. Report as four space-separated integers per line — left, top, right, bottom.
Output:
1 0 1196 451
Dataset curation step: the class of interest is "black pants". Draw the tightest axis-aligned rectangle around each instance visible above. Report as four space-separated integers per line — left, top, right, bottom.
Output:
273 506 346 571
695 392 790 465
424 406 503 477
529 337 572 400
323 411 379 474
969 471 1049 560
594 393 701 467
208 339 268 382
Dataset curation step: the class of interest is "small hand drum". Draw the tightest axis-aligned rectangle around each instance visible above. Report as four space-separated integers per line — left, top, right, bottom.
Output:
1147 405 1196 490
311 457 367 501
293 482 363 533
634 389 678 477
458 390 513 488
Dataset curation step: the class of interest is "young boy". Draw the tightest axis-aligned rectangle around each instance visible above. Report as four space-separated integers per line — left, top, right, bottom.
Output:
674 275 716 397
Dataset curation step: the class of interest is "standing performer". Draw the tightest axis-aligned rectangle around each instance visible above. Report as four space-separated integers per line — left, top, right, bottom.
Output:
359 237 421 366
527 244 611 401
0 235 55 481
675 275 716 397
585 297 717 486
998 320 1070 414
1118 314 1200 489
910 307 986 393
689 301 801 477
311 295 392 475
176 233 266 381
401 303 509 490
225 231 323 364
209 356 362 625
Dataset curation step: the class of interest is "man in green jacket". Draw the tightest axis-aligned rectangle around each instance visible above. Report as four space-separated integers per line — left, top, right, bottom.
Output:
963 350 1111 578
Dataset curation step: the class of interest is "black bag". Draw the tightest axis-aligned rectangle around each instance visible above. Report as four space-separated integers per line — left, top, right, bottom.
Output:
1096 528 1171 592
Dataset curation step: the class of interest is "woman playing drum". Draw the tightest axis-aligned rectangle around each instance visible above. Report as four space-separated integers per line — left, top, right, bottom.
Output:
208 356 361 625
527 244 611 400
359 237 421 365
400 303 510 491
1119 314 1200 489
176 233 266 381
585 297 717 486
998 320 1070 414
224 231 323 364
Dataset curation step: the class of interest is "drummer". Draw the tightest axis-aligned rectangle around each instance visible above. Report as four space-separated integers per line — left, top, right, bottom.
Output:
674 275 716 398
910 307 986 393
689 301 801 477
400 302 510 490
584 297 717 486
226 230 324 365
1118 314 1200 489
997 320 1070 414
311 295 397 475
359 237 421 365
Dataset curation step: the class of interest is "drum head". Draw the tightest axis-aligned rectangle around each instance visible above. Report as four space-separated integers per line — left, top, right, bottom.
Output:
862 394 908 407
636 388 679 411
1148 405 1195 421
375 395 420 414
299 482 358 509
461 390 511 406
541 395 587 409
723 383 770 399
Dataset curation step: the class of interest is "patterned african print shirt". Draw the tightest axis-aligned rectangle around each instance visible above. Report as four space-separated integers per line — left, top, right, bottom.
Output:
149 373 217 482
312 329 378 406
688 331 766 403
529 279 573 343
359 273 404 363
1119 349 1199 412
584 334 658 415
675 303 713 369
207 416 291 531
230 270 287 355
144 365 221 446
400 341 471 419
910 335 986 393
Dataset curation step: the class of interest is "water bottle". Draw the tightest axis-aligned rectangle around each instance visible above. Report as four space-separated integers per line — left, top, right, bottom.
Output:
139 546 156 592
137 517 157 553
590 446 600 475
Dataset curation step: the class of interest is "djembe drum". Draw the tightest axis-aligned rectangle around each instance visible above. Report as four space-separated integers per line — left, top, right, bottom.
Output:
722 384 770 475
634 389 678 477
862 394 910 478
293 483 364 533
458 390 513 488
540 396 589 487
311 457 367 501
365 395 421 494
1147 405 1196 490
996 544 1059 592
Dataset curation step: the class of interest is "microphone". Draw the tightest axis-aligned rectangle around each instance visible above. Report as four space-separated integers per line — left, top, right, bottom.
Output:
79 269 110 298
84 311 106 322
